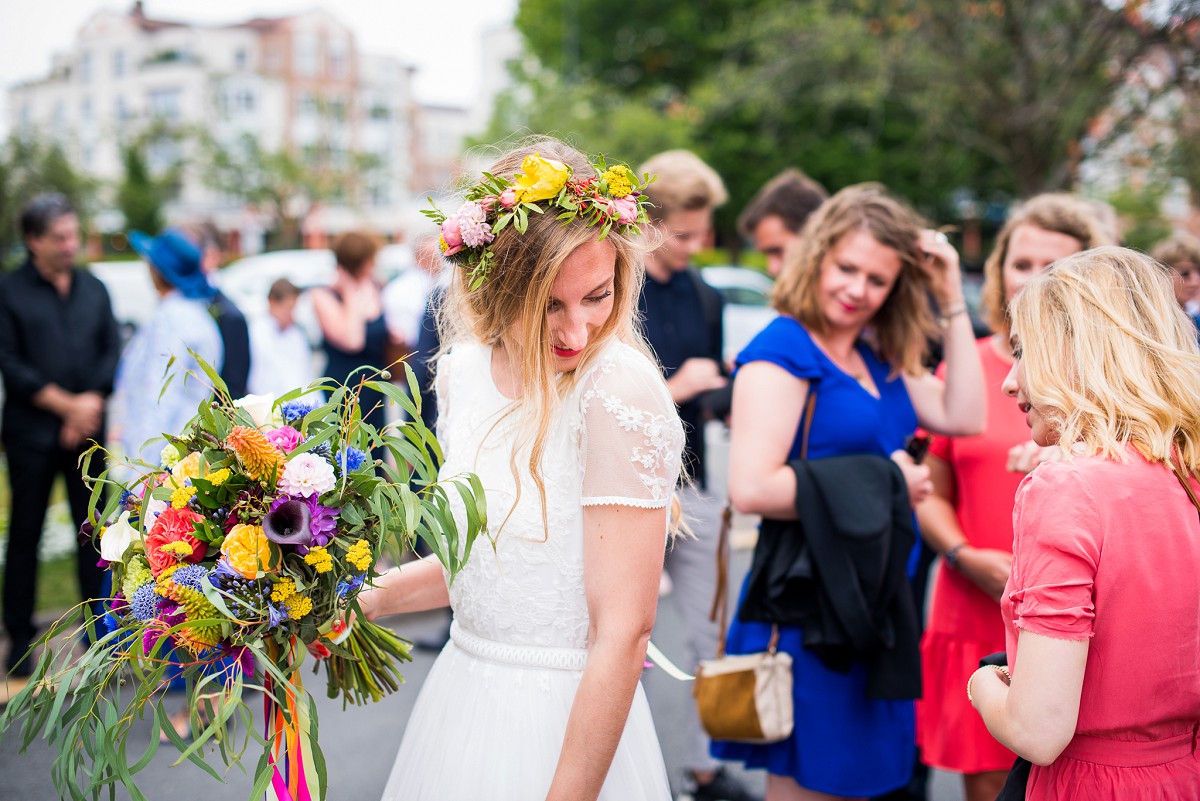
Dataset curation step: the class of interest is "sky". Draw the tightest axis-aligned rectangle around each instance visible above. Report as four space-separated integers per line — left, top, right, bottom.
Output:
0 0 519 122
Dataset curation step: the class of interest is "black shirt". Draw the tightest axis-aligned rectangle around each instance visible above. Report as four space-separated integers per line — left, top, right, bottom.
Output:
637 267 723 488
0 259 121 450
210 290 251 398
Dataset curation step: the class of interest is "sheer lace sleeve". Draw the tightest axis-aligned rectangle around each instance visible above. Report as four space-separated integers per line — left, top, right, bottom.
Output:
578 344 685 508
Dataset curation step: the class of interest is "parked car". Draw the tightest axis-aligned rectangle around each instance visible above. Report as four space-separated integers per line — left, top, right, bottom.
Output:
89 260 156 346
700 266 779 365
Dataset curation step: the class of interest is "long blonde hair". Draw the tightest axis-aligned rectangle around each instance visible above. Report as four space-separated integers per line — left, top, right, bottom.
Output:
436 138 658 536
772 183 936 376
1009 246 1200 471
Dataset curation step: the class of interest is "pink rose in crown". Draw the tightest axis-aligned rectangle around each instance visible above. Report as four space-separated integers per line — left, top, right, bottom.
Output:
499 188 517 209
265 425 303 453
613 196 639 225
441 218 464 256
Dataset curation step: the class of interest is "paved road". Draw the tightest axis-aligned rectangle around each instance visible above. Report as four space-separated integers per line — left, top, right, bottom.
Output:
0 424 964 800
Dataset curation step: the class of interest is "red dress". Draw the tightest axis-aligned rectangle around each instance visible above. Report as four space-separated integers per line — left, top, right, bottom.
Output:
1004 449 1200 799
916 339 1024 773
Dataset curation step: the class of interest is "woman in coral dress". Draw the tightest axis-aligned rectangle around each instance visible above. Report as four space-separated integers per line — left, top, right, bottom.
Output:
970 247 1200 799
916 194 1109 801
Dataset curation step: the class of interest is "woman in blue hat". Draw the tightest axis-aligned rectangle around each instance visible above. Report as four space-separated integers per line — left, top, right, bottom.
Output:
110 229 224 470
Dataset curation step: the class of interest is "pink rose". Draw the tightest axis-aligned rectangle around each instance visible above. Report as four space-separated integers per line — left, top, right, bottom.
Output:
499 188 517 209
441 218 463 256
264 425 303 453
613 196 639 225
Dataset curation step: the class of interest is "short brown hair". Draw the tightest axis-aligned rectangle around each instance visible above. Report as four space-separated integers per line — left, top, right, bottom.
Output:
332 231 380 278
1150 233 1200 271
773 183 935 376
981 194 1111 334
738 169 828 239
637 150 728 223
268 277 300 302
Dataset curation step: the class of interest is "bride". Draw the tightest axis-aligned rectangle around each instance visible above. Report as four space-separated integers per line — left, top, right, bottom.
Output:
356 139 685 800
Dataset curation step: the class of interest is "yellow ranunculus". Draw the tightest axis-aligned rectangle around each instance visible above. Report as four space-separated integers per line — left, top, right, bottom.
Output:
221 524 280 579
512 154 571 203
170 452 205 487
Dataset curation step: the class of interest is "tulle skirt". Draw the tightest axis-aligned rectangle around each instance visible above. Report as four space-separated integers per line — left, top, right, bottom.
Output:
380 623 670 801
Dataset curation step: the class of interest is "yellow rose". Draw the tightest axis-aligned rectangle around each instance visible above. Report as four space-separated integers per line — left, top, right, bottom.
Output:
170 452 205 487
221 524 280 579
512 154 571 203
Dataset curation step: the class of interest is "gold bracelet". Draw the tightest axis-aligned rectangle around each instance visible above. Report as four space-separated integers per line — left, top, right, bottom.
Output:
966 664 1011 704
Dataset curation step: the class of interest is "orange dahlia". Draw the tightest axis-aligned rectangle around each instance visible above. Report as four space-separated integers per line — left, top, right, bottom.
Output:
226 425 285 482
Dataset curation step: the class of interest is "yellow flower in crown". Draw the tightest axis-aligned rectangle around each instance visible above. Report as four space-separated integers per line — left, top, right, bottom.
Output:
512 154 571 203
601 166 634 198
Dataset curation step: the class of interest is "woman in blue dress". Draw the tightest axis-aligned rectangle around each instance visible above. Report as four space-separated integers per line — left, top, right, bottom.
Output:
714 184 985 799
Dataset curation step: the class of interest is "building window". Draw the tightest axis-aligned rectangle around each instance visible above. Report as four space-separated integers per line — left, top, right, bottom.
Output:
328 37 348 79
294 33 317 77
113 49 125 78
296 92 319 118
82 143 94 169
80 98 92 122
147 135 181 173
235 48 248 70
328 96 348 122
147 87 182 120
80 52 92 84
115 95 129 121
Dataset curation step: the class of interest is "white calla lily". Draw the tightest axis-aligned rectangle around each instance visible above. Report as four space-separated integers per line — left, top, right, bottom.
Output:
100 511 139 563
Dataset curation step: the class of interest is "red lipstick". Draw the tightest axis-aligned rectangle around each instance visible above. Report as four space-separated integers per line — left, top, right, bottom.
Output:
552 345 582 358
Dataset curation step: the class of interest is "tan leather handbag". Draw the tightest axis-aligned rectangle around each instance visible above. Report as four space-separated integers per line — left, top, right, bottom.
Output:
692 393 816 744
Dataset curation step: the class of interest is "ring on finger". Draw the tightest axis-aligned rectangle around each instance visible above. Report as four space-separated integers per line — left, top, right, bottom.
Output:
934 231 949 245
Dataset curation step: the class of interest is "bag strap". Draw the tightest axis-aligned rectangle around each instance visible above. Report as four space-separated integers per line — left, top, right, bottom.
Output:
709 388 816 658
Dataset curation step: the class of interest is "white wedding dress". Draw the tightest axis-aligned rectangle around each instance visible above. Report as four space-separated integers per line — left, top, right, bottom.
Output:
380 339 685 801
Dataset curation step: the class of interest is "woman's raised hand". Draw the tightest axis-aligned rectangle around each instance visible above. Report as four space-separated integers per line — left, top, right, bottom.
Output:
918 229 964 305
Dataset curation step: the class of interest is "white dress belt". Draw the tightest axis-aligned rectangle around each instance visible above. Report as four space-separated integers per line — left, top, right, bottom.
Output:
449 621 589 671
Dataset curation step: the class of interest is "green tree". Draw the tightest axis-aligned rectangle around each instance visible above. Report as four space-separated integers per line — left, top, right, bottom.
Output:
116 143 165 235
0 136 95 268
202 133 381 249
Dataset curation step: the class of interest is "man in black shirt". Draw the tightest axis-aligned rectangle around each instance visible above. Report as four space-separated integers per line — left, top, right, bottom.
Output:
0 194 121 679
637 151 758 801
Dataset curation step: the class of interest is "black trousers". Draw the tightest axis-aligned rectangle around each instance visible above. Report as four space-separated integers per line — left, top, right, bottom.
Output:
2 439 105 652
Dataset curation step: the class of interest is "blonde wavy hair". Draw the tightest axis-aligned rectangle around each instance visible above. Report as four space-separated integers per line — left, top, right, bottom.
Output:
436 138 664 537
1009 246 1200 471
981 193 1111 335
772 183 936 376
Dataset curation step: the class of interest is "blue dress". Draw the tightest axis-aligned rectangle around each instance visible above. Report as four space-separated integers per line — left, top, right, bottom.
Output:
710 316 917 797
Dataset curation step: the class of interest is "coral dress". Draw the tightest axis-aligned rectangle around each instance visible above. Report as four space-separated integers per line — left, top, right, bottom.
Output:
380 340 684 801
916 339 1022 773
1003 450 1200 799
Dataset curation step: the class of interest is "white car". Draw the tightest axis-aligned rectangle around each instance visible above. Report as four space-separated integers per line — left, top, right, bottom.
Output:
700 266 778 365
213 244 412 344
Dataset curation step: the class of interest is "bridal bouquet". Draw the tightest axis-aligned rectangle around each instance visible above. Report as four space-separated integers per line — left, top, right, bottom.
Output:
0 360 485 801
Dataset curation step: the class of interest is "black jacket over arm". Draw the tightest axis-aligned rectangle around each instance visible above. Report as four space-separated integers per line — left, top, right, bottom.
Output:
739 454 922 700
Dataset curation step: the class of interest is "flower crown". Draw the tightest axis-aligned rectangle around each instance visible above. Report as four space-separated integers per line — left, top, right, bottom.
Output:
423 153 655 290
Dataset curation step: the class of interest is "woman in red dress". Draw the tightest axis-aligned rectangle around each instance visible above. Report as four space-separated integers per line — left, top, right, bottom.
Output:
915 195 1108 801
971 247 1200 799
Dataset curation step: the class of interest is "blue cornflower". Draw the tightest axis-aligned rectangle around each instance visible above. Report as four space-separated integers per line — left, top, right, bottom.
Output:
130 583 159 622
119 490 139 512
336 574 365 598
311 440 333 460
280 400 319 425
337 447 367 473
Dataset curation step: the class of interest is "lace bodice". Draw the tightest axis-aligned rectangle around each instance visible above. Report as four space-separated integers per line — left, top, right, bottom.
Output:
434 340 685 650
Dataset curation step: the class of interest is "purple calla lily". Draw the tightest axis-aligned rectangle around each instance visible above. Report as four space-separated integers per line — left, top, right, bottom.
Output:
262 498 313 547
